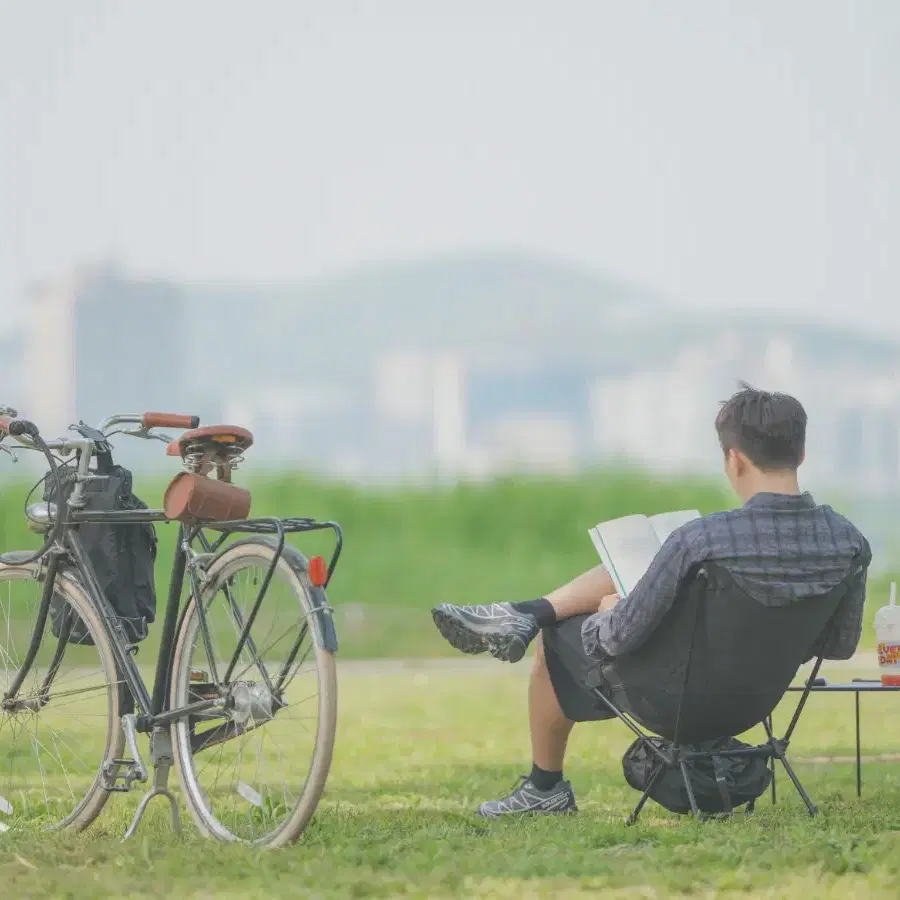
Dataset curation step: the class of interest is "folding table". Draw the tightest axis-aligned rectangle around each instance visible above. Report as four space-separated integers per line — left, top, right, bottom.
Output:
780 677 900 797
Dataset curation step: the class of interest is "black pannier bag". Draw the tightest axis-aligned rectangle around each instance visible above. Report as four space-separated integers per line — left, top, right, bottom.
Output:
622 736 772 815
44 458 158 645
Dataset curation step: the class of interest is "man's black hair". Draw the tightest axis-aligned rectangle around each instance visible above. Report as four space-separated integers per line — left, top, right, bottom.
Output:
715 382 807 470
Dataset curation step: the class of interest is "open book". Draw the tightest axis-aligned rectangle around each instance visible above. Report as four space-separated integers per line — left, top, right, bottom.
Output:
589 510 700 598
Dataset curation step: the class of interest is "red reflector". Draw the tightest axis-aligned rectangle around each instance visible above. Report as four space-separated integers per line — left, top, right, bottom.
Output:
308 556 328 587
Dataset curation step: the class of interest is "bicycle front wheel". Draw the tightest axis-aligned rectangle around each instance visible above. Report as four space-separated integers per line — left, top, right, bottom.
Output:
170 537 337 847
0 558 123 833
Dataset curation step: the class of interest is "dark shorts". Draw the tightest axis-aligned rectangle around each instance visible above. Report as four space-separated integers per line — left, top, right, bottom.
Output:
542 614 619 723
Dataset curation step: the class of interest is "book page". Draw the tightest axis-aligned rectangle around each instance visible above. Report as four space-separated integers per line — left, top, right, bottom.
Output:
647 509 701 544
588 514 662 598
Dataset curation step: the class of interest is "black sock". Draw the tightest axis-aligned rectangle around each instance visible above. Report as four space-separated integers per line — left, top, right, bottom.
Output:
529 762 563 791
511 597 557 627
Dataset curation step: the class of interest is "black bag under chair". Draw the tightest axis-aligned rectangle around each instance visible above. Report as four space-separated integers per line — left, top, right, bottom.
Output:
622 736 772 816
589 561 863 824
43 441 158 646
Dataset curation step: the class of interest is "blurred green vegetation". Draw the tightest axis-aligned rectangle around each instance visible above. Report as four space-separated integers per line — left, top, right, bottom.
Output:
0 469 891 658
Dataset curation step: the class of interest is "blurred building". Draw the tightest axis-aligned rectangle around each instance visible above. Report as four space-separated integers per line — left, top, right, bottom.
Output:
24 263 187 443
589 334 900 493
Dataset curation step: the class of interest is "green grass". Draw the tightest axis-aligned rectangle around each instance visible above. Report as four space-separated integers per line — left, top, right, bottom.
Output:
3 470 899 897
3 661 900 898
0 470 893 658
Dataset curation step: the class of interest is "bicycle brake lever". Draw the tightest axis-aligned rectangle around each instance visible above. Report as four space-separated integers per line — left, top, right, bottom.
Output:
123 427 172 444
0 443 18 463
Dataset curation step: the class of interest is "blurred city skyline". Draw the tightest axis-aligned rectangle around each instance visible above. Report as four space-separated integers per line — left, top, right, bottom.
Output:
1 1 899 336
5 254 900 489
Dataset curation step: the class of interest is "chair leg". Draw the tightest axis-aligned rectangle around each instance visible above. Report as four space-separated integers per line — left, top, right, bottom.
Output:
626 764 667 826
679 760 701 818
776 752 818 817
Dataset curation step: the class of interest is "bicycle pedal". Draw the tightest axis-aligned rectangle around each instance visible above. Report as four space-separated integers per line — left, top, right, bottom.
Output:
101 757 147 792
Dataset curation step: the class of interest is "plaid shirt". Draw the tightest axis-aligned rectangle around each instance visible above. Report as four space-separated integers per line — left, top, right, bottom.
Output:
582 492 872 662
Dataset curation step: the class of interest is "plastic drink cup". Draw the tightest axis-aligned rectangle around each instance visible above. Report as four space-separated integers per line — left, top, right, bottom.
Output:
875 582 900 686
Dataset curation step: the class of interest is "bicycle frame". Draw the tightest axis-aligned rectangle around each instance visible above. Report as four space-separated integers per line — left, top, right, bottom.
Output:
3 445 342 737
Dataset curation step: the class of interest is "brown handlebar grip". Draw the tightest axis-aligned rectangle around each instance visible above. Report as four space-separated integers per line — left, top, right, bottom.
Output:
0 415 11 435
142 412 201 430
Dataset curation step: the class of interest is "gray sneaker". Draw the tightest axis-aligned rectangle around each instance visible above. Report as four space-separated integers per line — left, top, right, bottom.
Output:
477 776 578 818
431 602 540 663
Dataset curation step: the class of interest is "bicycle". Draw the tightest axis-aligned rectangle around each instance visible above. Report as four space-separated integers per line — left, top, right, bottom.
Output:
0 409 342 847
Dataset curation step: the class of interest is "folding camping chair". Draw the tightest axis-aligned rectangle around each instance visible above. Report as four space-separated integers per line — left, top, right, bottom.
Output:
588 561 861 824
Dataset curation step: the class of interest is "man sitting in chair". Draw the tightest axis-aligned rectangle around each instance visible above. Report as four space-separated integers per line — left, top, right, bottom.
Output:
432 384 871 817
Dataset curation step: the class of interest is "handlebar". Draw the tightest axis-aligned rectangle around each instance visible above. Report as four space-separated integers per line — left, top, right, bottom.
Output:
0 416 66 566
97 412 199 434
0 416 39 439
8 419 39 438
142 412 200 430
1 409 201 450
0 408 198 566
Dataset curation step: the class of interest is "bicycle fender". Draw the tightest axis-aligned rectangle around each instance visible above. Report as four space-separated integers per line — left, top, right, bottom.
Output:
307 584 339 654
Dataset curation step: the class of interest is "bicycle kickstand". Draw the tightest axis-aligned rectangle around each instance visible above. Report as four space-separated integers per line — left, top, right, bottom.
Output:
123 726 183 841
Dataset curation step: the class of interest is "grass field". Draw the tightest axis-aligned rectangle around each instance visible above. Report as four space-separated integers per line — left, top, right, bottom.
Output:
0 470 895 656
3 659 900 898
3 470 900 897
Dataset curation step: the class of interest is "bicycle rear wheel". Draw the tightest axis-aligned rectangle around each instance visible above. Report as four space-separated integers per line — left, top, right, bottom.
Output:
170 537 337 847
0 558 123 832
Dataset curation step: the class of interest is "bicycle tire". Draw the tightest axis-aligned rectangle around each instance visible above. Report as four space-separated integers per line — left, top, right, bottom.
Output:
0 558 123 832
169 537 338 847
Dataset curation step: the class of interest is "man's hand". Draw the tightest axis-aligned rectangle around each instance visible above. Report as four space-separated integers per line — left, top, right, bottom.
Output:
599 593 620 611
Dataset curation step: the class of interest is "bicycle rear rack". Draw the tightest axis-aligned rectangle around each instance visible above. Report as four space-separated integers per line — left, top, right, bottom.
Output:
200 516 344 587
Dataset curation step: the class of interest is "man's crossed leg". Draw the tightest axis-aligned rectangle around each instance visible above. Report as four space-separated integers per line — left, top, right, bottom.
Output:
431 565 619 817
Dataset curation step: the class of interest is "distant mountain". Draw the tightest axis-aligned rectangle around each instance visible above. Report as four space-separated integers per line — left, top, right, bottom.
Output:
180 250 900 396
183 251 668 387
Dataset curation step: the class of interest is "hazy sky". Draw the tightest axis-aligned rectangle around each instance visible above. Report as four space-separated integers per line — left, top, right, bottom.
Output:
1 1 898 335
